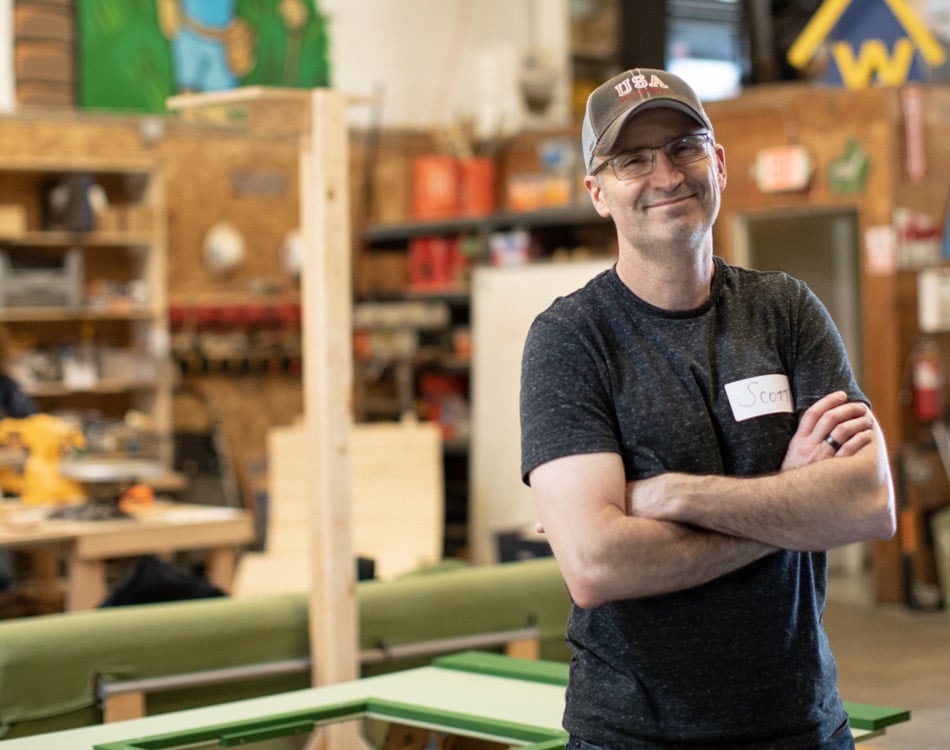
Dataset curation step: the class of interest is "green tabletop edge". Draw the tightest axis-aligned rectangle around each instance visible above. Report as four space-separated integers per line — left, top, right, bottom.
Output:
434 651 911 733
842 701 912 731
433 650 570 686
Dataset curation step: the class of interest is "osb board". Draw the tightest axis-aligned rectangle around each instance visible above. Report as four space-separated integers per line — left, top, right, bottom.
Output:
0 115 305 303
706 84 897 227
159 129 301 302
0 116 147 163
355 250 410 298
232 420 444 597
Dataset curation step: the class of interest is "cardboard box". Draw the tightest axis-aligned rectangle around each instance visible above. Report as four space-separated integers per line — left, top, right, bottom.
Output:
370 154 411 224
0 205 27 238
15 80 73 107
14 42 75 84
93 207 122 233
122 205 154 232
14 3 75 44
356 252 409 297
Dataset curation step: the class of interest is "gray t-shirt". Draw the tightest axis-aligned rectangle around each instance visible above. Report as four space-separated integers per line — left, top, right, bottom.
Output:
520 258 863 749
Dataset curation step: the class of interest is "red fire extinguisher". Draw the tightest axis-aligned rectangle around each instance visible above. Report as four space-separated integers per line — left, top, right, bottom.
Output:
913 339 944 422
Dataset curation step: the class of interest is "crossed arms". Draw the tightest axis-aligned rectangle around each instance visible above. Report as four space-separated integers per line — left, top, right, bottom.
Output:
527 392 896 609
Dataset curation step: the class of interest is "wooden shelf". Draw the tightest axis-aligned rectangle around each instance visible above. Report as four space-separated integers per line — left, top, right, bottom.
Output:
26 378 160 397
0 230 154 247
364 204 606 243
0 307 153 322
0 156 157 175
0 155 172 465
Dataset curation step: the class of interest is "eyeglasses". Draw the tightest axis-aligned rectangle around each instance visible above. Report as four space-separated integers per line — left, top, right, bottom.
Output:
590 133 714 181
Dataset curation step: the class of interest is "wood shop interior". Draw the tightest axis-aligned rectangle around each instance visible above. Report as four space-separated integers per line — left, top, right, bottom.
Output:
1 0 950 747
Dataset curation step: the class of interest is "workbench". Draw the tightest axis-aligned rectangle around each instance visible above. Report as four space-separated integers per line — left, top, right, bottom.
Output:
0 500 254 609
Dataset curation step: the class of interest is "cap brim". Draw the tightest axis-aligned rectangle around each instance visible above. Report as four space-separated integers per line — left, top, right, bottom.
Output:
591 100 712 167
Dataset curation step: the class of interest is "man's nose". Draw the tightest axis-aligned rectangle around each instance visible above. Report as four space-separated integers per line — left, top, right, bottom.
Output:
650 149 686 184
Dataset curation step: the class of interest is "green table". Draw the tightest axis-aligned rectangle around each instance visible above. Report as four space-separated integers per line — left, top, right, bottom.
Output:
0 651 910 749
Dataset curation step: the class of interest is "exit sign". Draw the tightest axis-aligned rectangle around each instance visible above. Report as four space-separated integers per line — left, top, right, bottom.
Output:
754 145 814 193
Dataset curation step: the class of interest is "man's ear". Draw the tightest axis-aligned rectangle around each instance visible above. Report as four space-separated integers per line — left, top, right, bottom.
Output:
715 144 727 191
584 174 612 218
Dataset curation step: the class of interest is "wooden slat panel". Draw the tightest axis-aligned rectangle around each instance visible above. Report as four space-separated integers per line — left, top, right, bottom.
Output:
232 419 444 596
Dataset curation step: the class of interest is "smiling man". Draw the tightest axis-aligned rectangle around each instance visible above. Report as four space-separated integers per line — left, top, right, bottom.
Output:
519 68 896 750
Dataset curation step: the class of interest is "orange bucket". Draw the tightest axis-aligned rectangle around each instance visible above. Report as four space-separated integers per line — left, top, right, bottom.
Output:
411 156 460 219
458 158 496 217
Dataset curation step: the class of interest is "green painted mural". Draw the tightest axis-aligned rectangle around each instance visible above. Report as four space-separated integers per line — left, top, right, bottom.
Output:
78 0 331 112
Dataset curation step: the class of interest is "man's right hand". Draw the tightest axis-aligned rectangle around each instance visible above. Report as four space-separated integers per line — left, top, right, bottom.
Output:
780 391 873 472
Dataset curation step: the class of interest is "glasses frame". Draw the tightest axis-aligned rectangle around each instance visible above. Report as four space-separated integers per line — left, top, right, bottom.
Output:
590 132 714 181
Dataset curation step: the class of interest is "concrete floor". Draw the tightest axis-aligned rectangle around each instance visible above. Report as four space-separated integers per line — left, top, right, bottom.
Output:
825 574 950 749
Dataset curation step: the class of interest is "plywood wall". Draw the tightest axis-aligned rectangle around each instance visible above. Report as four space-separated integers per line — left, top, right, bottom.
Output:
161 129 300 301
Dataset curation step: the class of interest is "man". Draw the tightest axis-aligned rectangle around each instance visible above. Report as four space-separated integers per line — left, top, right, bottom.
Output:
520 68 896 750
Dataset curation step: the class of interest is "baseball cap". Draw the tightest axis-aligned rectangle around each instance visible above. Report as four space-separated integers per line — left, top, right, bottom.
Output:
581 68 713 174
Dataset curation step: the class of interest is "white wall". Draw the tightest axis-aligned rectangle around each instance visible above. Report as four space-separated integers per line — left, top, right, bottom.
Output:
320 0 571 138
0 0 12 111
469 259 612 563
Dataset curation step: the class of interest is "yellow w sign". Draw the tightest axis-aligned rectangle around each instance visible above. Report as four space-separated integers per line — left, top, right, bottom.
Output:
787 0 946 89
832 37 916 88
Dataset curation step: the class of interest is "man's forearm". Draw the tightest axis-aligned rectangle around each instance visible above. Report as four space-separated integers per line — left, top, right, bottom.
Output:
564 515 776 606
628 520 778 597
628 431 895 550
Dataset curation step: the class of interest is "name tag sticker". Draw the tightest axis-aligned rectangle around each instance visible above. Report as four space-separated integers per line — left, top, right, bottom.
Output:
724 374 794 422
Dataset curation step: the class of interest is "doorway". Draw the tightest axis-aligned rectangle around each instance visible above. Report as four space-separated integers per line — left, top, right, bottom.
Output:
732 208 864 386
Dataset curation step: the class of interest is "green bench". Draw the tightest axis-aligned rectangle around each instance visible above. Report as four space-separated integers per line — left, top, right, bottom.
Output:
0 558 571 740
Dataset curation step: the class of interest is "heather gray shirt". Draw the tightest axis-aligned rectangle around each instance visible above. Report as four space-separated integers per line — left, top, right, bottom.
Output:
520 258 863 749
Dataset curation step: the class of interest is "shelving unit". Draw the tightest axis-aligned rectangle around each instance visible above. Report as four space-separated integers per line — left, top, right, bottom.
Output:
358 202 614 556
364 203 609 243
0 158 171 464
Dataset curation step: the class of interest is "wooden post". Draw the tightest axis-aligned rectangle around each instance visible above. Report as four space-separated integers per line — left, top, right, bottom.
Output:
299 88 358 687
299 89 360 750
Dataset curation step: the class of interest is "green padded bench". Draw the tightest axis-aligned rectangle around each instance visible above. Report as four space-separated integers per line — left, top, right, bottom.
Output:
0 558 571 740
